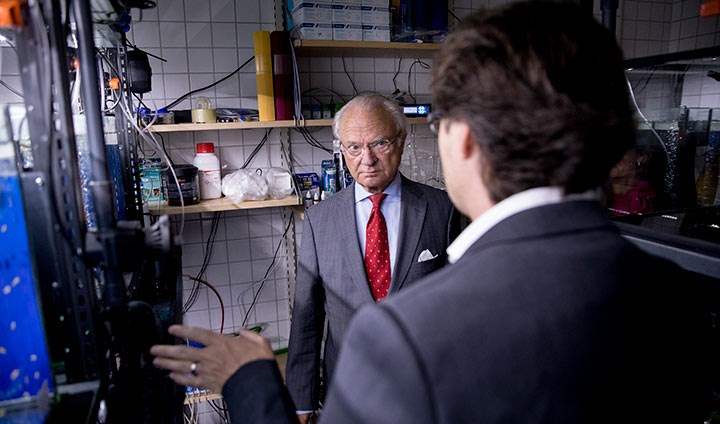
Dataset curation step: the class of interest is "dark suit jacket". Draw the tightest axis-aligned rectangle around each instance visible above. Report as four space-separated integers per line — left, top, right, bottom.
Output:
285 175 459 411
223 200 714 424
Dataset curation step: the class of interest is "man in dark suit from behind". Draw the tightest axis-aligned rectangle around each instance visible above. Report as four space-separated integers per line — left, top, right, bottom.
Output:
287 92 460 423
151 1 714 422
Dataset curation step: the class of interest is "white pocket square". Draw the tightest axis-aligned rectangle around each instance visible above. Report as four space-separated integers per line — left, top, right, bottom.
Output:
418 249 438 262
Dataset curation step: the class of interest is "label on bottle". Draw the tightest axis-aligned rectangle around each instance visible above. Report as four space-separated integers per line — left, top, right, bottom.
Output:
198 169 222 200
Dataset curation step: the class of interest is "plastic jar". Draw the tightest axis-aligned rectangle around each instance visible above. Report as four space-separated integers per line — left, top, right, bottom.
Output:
193 142 222 200
164 164 199 206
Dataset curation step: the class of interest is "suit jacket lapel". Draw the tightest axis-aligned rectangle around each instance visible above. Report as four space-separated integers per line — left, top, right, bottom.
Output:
334 184 375 302
391 176 426 293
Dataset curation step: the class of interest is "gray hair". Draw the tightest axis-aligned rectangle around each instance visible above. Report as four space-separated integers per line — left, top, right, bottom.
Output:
332 92 408 140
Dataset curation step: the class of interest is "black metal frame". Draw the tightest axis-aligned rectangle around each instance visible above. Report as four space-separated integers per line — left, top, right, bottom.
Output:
11 0 183 422
625 46 720 69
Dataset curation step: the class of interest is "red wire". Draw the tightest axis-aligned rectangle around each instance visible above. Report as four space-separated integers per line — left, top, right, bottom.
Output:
184 274 225 334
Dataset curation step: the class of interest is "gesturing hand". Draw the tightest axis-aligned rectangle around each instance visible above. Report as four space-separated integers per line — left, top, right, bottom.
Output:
150 325 274 393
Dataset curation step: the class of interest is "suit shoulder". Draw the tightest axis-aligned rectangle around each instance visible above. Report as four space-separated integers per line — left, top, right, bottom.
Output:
304 189 351 219
404 179 452 204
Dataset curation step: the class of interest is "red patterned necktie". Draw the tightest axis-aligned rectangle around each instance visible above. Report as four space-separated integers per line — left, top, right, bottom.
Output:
365 193 390 301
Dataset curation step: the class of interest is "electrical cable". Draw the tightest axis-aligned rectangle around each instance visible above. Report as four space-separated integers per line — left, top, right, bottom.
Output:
116 86 186 234
240 128 272 169
208 399 229 423
183 274 225 333
241 215 294 327
630 66 657 96
183 212 220 312
164 55 255 110
0 79 22 98
155 132 173 165
341 56 358 95
0 39 22 98
293 127 332 153
392 57 403 92
103 91 122 112
448 9 462 23
407 59 431 102
1 38 17 53
626 76 669 156
302 88 346 102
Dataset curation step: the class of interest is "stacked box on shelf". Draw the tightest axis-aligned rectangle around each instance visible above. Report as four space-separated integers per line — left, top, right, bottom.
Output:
361 0 390 42
292 1 333 40
332 0 363 41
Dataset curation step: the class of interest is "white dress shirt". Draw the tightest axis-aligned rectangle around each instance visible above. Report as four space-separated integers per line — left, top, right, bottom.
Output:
447 186 601 264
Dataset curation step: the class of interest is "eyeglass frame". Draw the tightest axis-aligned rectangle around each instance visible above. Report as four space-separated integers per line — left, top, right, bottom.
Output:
427 112 443 136
336 132 402 158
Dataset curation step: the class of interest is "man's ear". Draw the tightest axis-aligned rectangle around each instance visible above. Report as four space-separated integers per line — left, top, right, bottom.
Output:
451 121 475 160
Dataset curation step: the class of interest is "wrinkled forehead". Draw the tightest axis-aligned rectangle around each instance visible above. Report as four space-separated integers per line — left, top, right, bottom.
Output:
337 105 397 143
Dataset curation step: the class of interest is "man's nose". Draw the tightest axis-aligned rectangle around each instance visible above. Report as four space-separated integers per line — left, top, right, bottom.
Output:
360 147 377 165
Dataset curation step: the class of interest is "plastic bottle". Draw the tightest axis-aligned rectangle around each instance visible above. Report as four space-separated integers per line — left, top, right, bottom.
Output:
193 142 222 200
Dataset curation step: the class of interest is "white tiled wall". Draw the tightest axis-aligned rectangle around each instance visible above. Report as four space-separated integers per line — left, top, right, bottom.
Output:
129 0 295 366
623 0 720 112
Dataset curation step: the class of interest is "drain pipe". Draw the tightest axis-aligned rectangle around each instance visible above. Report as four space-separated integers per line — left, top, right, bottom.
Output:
601 0 618 35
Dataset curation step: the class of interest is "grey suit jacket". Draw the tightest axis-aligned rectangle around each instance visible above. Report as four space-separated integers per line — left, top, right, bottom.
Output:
321 200 714 423
285 175 459 411
222 201 715 424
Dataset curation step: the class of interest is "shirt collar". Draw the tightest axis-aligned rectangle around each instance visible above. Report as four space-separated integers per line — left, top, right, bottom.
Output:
447 186 600 263
354 172 402 203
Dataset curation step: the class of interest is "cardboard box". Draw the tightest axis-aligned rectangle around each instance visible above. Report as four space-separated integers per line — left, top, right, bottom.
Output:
361 6 390 24
293 22 334 40
292 2 333 24
333 23 363 41
332 3 362 23
362 24 390 42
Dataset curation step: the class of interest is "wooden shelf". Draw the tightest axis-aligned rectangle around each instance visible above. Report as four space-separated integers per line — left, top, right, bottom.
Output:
147 117 427 133
292 39 440 58
185 392 222 405
147 195 301 216
148 119 330 133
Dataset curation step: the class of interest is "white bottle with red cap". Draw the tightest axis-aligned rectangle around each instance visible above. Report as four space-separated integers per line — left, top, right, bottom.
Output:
193 142 222 200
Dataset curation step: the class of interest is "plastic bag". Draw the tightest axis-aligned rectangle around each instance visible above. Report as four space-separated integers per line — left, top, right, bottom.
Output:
221 168 268 204
265 167 294 199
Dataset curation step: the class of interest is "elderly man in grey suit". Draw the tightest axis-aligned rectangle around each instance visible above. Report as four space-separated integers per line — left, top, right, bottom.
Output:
287 92 459 422
151 2 714 422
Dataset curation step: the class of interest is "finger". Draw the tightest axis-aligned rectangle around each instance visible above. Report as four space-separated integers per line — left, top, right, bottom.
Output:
168 325 219 346
235 330 274 358
150 344 200 361
168 371 204 389
237 329 269 345
153 356 193 374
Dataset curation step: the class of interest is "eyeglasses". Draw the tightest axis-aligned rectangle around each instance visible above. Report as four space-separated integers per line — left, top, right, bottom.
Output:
338 136 399 157
428 112 443 136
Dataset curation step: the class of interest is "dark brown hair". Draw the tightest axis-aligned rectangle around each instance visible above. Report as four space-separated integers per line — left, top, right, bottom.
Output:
432 0 634 202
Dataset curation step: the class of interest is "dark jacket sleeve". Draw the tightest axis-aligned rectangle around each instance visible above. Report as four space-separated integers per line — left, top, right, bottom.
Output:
222 360 299 424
